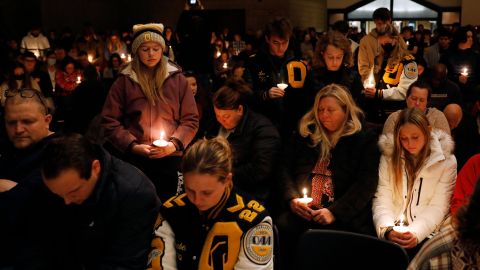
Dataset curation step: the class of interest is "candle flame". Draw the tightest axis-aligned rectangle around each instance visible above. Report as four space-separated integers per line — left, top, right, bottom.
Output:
303 188 307 198
399 214 404 226
160 131 165 140
364 67 375 88
121 53 126 59
88 55 93 63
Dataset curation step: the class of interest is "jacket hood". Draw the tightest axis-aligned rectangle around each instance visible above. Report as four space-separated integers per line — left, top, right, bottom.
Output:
120 56 179 84
379 129 454 165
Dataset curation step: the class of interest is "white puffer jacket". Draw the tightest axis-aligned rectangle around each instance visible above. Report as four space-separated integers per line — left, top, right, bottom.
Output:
373 129 457 243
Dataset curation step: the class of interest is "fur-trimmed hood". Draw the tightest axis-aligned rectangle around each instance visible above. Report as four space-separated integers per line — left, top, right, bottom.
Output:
379 129 455 167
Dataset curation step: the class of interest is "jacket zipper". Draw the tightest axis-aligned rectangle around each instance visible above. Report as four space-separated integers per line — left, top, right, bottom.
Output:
416 177 423 205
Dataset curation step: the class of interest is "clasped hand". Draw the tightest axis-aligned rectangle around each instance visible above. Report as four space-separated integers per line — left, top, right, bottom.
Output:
131 143 176 159
387 230 418 249
290 198 335 225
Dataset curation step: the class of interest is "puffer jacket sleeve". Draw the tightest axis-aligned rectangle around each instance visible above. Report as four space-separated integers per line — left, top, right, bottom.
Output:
372 155 398 239
408 155 457 242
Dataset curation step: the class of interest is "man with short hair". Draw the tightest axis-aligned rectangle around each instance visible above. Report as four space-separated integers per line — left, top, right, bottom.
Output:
358 7 407 82
0 89 56 267
245 17 313 139
429 63 463 111
382 80 450 135
424 28 451 68
41 133 160 269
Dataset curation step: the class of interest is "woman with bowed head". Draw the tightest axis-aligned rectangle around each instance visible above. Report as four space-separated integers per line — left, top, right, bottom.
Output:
101 23 199 202
373 108 456 258
147 137 274 270
277 83 380 269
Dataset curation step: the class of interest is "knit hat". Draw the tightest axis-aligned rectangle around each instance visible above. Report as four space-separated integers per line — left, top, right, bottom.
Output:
131 23 166 54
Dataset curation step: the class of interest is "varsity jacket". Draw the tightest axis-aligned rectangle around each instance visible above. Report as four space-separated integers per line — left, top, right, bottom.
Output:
147 186 274 270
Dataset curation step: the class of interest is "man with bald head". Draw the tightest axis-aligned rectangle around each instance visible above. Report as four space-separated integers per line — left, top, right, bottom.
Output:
430 63 463 111
444 103 480 169
0 89 58 267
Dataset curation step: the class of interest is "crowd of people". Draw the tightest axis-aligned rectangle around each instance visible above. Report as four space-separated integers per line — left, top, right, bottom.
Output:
1 5 480 270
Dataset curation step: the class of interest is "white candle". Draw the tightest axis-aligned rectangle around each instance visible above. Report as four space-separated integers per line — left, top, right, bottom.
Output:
153 131 169 147
393 214 409 233
88 55 94 63
120 53 126 59
216 51 221 58
298 188 313 205
277 83 288 90
461 67 469 76
127 54 132 62
76 75 82 84
364 67 376 89
222 62 228 69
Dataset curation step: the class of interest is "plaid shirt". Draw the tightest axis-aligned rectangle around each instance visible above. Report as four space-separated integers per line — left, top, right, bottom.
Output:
407 224 455 270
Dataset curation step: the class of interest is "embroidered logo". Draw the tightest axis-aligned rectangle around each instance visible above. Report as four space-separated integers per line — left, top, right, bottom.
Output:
144 33 152 42
244 223 273 264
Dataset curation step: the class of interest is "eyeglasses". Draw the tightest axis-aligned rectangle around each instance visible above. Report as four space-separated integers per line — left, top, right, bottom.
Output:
5 88 50 114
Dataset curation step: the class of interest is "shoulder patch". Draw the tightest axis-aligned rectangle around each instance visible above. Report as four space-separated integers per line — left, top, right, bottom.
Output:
403 61 418 80
243 222 273 265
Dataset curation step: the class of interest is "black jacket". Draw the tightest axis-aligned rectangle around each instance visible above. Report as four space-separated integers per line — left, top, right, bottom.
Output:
205 108 281 202
61 147 160 269
244 48 315 138
281 126 380 235
312 66 364 104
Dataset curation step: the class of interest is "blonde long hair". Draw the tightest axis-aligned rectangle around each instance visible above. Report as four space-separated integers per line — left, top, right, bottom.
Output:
130 55 168 105
299 84 363 160
391 108 431 199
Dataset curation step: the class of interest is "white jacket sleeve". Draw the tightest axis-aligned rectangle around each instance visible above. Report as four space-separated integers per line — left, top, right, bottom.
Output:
372 155 398 239
381 61 418 101
235 216 274 270
408 155 457 242
147 216 178 270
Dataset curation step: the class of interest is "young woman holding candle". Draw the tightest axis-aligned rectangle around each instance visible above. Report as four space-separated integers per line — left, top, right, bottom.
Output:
373 108 456 258
101 23 198 202
277 84 380 268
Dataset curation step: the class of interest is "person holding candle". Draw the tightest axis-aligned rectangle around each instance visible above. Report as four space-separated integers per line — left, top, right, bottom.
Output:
373 108 456 258
277 84 380 269
312 30 364 104
362 23 417 125
101 23 199 202
440 25 480 114
244 17 314 140
147 137 274 270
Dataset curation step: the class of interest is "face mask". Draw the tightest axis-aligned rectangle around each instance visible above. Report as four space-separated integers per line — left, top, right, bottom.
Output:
14 74 25 80
382 43 394 53
47 58 56 65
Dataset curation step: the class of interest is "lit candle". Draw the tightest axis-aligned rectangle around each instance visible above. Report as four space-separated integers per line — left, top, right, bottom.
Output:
76 75 82 84
364 67 376 89
406 40 410 46
88 54 94 63
393 214 409 233
216 51 221 58
153 131 169 147
277 83 288 90
297 188 313 205
127 54 132 62
222 62 228 69
461 67 469 77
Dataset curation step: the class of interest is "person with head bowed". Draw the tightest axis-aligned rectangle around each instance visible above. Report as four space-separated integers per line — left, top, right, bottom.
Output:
374 108 456 259
277 84 380 269
101 23 199 202
147 137 274 270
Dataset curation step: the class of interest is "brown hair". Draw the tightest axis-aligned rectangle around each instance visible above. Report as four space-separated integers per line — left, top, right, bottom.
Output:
313 30 353 69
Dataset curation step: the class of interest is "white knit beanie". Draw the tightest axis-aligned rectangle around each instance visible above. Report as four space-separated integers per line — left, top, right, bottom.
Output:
131 23 166 54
